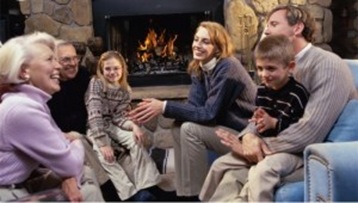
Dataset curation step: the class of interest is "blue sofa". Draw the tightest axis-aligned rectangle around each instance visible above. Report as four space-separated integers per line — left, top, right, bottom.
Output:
274 59 358 202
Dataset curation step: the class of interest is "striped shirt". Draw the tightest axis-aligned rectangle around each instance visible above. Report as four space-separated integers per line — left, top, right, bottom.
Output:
240 45 358 153
256 77 309 137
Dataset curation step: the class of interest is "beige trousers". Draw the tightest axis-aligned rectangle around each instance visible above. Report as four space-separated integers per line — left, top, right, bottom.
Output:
66 132 110 185
199 152 303 202
0 188 29 202
199 152 249 201
240 153 303 201
0 166 104 202
172 122 238 196
93 126 161 200
80 136 110 185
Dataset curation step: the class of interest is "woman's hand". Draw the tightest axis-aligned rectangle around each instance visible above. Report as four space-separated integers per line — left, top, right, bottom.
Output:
132 124 145 146
216 128 244 156
64 131 82 142
100 145 115 163
129 98 164 124
61 177 83 202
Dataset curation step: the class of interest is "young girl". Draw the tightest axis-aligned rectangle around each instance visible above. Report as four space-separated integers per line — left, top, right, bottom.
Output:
85 51 160 201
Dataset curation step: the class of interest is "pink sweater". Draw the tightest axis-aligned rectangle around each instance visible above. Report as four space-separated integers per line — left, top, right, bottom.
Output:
0 84 84 185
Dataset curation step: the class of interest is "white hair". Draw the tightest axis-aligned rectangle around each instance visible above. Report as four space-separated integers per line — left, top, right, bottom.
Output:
0 32 56 84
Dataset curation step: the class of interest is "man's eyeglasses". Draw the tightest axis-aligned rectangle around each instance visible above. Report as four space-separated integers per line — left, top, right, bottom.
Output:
59 55 81 64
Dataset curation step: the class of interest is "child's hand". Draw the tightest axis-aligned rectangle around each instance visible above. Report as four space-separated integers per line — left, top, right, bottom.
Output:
132 124 145 146
248 107 265 123
100 145 115 163
254 108 277 133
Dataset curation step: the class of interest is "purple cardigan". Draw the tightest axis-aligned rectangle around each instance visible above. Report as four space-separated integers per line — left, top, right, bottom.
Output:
0 84 84 185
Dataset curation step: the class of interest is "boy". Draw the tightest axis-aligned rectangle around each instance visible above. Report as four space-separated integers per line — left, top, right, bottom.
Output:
238 34 310 201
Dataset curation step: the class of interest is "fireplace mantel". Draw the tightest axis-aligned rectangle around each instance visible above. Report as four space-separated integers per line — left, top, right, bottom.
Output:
132 85 190 101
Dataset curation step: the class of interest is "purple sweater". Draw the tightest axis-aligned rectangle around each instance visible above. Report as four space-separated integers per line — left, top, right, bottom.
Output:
0 84 84 185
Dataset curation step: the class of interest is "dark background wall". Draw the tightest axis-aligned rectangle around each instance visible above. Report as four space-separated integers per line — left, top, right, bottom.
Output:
0 0 25 43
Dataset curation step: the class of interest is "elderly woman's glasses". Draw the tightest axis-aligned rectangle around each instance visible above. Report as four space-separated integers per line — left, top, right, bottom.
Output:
59 55 81 64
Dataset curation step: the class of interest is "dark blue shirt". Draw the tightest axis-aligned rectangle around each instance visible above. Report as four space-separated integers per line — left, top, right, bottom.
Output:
164 57 257 132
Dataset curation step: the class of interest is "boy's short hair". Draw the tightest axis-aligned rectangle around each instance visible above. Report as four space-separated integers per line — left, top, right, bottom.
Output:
254 34 295 66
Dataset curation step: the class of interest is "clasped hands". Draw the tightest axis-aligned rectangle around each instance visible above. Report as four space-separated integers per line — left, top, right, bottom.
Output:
249 107 277 133
217 107 274 163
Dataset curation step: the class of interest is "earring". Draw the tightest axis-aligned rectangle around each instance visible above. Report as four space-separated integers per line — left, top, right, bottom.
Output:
22 75 30 81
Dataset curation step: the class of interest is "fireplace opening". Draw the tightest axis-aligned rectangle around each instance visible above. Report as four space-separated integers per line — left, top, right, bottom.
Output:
106 12 211 87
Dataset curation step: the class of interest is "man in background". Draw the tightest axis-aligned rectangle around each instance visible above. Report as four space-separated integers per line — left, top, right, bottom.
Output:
48 40 120 201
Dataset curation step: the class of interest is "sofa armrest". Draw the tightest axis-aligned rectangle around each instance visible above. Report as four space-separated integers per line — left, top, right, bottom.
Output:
304 141 358 202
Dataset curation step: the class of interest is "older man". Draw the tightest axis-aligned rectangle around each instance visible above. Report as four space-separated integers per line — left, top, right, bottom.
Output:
47 40 120 201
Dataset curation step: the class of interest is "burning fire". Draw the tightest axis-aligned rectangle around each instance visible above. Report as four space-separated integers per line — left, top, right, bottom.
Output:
137 28 178 62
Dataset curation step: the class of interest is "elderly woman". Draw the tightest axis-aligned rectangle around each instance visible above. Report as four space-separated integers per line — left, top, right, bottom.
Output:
0 32 103 202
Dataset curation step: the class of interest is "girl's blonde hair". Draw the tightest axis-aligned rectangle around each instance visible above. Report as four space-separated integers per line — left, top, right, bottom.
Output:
96 50 130 91
188 21 235 77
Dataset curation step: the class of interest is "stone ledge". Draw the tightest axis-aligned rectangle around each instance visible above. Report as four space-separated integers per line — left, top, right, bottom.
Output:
131 85 190 101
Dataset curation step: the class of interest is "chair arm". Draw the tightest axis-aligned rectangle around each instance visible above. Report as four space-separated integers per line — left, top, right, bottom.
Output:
304 141 358 202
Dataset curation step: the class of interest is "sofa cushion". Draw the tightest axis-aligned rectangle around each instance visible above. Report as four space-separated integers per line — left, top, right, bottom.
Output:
345 59 358 89
325 99 358 142
275 181 304 202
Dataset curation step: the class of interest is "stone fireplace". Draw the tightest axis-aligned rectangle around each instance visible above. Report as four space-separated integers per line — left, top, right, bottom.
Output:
7 0 358 55
6 0 357 91
96 0 221 86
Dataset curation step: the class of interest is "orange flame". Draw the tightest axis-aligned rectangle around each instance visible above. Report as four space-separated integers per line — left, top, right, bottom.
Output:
137 29 177 62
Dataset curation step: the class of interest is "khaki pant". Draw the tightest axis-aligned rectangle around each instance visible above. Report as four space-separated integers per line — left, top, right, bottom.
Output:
66 132 110 185
0 188 29 202
199 152 303 202
172 122 237 196
93 126 161 200
81 136 110 185
199 152 249 201
0 166 104 202
240 153 303 201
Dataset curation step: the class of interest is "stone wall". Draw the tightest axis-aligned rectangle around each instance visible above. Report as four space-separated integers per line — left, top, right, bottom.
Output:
19 0 93 43
330 0 358 58
224 0 335 66
19 0 333 53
